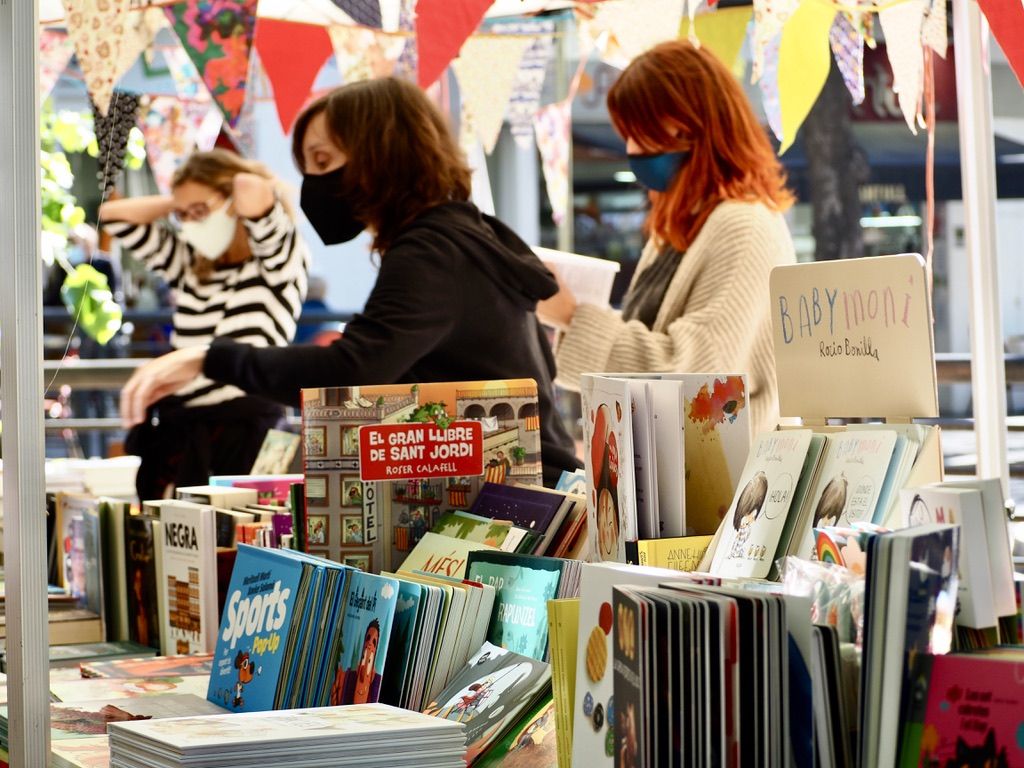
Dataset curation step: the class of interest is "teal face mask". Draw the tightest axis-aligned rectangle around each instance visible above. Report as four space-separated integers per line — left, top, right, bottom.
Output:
627 151 689 192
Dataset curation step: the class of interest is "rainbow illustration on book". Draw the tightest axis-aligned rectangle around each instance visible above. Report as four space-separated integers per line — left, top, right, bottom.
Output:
686 376 747 434
814 529 845 565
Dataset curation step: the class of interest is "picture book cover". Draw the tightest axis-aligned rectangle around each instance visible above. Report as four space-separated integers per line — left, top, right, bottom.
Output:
433 510 516 548
124 514 160 651
81 654 213 680
249 429 302 475
400 532 497 580
710 429 813 579
475 695 558 767
209 474 304 506
612 587 646 768
301 379 543 573
379 578 423 707
49 736 110 768
630 535 715 572
206 545 306 713
555 469 587 497
796 430 900 559
580 375 637 562
45 693 227 743
683 374 752 535
469 483 566 535
466 551 564 661
158 502 218 656
330 571 400 705
50 675 210 703
423 642 552 765
911 653 1024 767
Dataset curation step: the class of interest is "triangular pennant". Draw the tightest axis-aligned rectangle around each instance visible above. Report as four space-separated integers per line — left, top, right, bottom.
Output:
329 25 407 84
452 35 532 155
590 0 686 61
164 0 258 129
829 13 865 106
686 7 753 76
977 0 1024 88
393 0 419 82
255 19 333 134
759 33 783 142
490 19 556 149
112 8 158 85
879 0 928 133
91 90 141 195
62 0 131 115
921 0 947 58
777 0 836 153
534 100 572 225
751 0 800 83
40 30 74 100
162 43 208 100
330 0 382 28
415 0 494 89
138 96 222 193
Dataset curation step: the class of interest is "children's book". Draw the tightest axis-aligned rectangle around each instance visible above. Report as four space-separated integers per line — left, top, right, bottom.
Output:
379 578 424 707
466 551 564 662
249 429 302 475
174 485 258 508
475 695 558 767
124 514 161 651
432 510 518 549
554 469 586 497
206 545 307 713
157 501 218 655
330 571 400 705
548 598 579 768
710 430 814 579
50 675 211 703
44 693 227 743
49 736 110 768
399 532 497 580
80 654 212 680
423 642 552 765
626 535 715 572
97 498 130 643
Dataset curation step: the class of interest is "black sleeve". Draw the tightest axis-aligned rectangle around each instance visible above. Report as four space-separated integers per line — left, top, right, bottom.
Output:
203 238 459 405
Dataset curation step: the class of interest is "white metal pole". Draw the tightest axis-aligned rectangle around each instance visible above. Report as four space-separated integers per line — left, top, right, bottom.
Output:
0 0 52 763
952 0 1010 494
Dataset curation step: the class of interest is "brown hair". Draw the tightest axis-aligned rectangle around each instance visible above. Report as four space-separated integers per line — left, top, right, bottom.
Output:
607 41 794 253
292 78 472 253
172 149 293 279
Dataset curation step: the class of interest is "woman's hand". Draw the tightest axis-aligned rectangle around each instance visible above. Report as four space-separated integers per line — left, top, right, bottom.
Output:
231 173 276 219
536 268 578 331
120 346 209 428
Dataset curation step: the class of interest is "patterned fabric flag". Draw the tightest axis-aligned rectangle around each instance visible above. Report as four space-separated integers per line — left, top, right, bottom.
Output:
112 7 159 85
688 6 752 75
590 0 685 61
392 0 418 82
162 43 208 101
490 19 556 149
62 0 131 116
255 18 334 133
829 13 865 106
759 33 783 142
138 96 222 193
921 0 948 58
777 0 836 153
91 90 141 195
879 0 928 133
415 0 494 88
452 35 533 155
40 30 74 100
329 25 407 84
164 0 258 129
330 0 382 28
534 100 571 225
751 0 800 83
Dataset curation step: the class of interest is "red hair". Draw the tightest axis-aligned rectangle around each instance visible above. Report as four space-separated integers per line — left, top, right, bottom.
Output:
607 41 794 253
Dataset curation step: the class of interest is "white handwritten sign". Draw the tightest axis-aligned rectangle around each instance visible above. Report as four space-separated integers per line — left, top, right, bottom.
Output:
770 254 937 418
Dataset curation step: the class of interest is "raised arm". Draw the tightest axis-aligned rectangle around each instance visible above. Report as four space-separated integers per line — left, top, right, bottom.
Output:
99 195 174 225
100 196 186 285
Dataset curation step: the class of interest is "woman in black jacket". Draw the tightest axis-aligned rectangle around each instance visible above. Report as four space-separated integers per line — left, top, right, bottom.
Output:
120 77 579 484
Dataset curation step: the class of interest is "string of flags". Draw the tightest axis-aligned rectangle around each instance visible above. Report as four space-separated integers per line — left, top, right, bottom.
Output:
41 0 1024 221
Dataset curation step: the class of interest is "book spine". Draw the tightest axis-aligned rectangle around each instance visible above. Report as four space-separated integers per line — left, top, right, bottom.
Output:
124 516 161 651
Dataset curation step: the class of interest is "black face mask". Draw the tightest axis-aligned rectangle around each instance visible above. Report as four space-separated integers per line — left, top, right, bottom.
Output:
300 166 366 245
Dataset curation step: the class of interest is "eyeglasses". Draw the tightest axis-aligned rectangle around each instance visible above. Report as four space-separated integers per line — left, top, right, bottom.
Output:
170 194 224 225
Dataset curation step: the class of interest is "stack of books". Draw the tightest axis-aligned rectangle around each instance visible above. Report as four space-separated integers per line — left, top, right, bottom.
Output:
107 703 466 768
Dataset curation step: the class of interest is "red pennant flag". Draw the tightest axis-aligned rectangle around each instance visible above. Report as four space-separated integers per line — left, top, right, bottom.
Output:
255 19 334 134
415 0 495 89
977 0 1024 88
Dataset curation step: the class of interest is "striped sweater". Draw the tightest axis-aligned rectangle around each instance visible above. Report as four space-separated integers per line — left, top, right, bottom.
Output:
106 201 310 408
555 200 796 435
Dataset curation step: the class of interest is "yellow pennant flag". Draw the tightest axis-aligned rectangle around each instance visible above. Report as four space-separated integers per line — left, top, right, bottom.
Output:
684 7 753 75
777 0 836 154
452 36 533 155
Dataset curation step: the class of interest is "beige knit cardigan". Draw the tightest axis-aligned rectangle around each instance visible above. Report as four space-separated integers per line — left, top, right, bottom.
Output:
555 200 797 436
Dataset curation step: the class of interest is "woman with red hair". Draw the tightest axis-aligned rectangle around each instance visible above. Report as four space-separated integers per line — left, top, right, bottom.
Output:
539 40 796 433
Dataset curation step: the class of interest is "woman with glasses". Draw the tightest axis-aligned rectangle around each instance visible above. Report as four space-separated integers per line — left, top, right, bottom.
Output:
100 148 310 500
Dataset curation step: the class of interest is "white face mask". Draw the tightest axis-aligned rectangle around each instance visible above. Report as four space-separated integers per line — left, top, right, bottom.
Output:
178 198 237 259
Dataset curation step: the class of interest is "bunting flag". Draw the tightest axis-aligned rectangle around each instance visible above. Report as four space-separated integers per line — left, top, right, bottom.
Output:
452 35 533 155
415 0 495 89
40 30 74 100
112 7 158 85
329 25 407 84
162 43 208 101
829 13 865 106
921 0 947 58
687 7 753 75
589 0 685 61
62 0 131 116
490 19 556 149
255 19 334 134
751 0 800 83
330 0 382 28
91 90 142 196
759 34 784 142
139 96 224 193
164 0 258 129
777 0 836 153
977 0 1024 88
392 0 419 82
879 0 928 133
534 99 571 225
